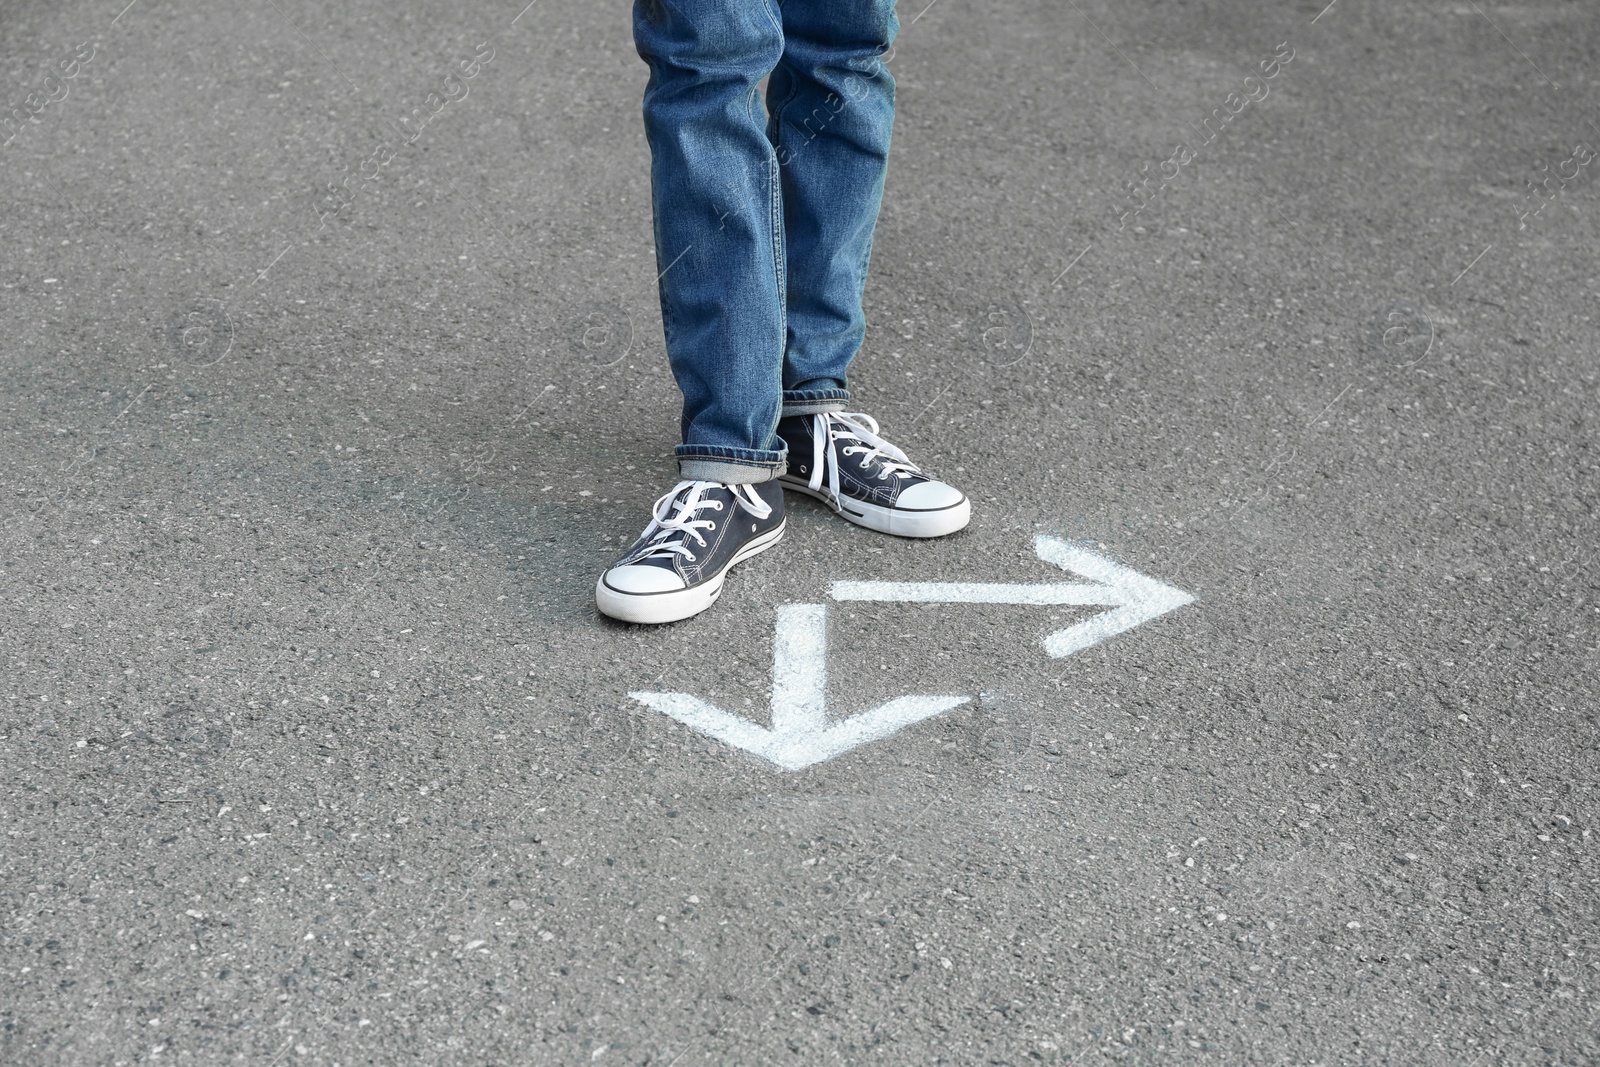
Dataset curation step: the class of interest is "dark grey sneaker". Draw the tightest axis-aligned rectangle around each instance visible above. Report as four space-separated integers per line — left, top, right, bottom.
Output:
595 480 786 624
777 412 970 538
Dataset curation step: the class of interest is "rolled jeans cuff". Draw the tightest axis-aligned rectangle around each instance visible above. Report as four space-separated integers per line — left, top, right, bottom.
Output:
675 444 787 485
780 388 851 417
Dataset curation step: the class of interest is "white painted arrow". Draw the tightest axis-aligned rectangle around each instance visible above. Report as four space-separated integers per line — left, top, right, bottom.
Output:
830 535 1194 658
630 603 968 772
630 538 1191 771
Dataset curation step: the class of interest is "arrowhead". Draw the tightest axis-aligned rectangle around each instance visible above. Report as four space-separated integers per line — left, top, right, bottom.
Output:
627 691 780 759
1033 536 1194 657
630 691 968 771
629 603 969 771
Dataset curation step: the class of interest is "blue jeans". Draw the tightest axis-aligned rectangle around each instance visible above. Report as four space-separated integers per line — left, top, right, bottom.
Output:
634 0 898 484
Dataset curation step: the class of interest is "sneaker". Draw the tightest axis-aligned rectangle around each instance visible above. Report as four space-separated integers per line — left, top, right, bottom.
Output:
595 479 786 624
777 411 970 538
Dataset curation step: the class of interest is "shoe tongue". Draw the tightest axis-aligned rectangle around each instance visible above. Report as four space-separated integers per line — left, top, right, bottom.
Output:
831 427 871 456
689 482 734 509
844 439 918 481
667 482 720 512
634 549 680 570
632 521 693 569
643 483 729 553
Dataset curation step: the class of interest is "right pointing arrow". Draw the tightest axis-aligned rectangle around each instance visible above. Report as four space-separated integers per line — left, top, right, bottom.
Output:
830 535 1194 658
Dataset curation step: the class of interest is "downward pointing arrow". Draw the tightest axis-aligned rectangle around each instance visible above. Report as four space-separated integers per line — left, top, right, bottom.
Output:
630 604 968 771
831 536 1194 658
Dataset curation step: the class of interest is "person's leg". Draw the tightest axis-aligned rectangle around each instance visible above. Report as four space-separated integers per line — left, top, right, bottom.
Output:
765 0 898 418
601 1 792 626
634 0 789 485
766 4 969 539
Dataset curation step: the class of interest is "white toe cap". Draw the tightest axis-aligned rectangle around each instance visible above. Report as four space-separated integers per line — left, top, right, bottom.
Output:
896 479 966 511
602 564 686 595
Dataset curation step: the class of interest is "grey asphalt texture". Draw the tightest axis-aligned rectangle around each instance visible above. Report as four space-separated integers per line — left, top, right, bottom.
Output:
3 0 1598 1064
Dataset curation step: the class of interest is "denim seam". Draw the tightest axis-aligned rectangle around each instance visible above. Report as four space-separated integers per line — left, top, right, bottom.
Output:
758 0 783 49
782 387 850 399
765 49 801 460
674 445 784 463
676 455 784 468
768 142 786 357
780 402 848 418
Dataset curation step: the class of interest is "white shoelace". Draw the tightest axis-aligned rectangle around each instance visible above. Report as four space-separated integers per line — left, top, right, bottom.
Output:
632 479 772 565
805 412 922 504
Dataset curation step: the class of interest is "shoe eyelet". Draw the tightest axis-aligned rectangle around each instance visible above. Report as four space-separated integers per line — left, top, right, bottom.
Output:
706 521 716 530
684 553 695 562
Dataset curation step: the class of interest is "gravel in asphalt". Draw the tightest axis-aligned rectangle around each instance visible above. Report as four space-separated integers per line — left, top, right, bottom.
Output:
2 0 1597 1064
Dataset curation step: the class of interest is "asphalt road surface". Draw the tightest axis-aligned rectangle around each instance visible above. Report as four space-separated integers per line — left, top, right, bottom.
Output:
3 1 1598 1064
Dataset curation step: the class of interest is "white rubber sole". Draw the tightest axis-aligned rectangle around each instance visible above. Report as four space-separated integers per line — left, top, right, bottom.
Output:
779 478 971 538
595 521 786 625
